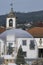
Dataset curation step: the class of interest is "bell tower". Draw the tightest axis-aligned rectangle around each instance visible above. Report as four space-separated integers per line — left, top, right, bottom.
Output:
6 3 16 29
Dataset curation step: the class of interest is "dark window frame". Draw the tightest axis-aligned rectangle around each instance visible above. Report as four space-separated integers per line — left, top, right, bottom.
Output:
22 40 26 45
30 40 35 50
9 19 13 27
7 43 13 55
23 52 26 57
9 43 13 47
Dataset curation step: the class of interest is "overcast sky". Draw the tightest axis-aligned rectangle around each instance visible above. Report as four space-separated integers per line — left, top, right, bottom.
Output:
0 0 43 15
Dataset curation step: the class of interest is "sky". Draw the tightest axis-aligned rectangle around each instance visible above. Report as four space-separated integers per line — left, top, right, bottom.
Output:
0 0 43 15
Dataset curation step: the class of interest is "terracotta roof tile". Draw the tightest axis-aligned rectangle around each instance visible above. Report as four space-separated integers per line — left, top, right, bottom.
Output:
27 27 43 38
0 27 6 33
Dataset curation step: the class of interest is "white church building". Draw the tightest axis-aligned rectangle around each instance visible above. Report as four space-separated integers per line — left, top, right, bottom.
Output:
0 6 40 65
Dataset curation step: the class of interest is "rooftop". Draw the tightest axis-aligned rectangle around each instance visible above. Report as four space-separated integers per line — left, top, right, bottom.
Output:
0 28 33 40
0 27 6 33
27 27 43 38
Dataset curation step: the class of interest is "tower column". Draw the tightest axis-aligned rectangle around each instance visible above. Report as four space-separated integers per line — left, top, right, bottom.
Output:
6 3 16 29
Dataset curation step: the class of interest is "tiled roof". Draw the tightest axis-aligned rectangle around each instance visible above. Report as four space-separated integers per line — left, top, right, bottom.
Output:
36 22 43 27
0 27 6 33
27 27 43 38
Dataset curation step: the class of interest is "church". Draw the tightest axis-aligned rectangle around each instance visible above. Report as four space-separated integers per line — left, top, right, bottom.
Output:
0 4 43 65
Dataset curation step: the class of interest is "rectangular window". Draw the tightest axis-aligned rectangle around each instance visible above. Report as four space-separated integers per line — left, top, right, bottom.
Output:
30 40 35 50
9 43 13 47
10 43 12 45
22 40 26 45
23 52 26 57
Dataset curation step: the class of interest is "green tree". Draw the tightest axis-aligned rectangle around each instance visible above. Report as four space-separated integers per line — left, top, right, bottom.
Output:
7 44 13 55
16 46 25 65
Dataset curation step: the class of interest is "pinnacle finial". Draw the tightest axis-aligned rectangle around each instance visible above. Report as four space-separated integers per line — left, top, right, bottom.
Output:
10 3 13 12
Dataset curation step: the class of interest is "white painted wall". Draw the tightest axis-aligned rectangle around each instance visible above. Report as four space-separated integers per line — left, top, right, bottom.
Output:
0 39 4 55
8 63 17 65
16 38 38 59
0 36 38 59
35 38 43 48
6 35 17 56
6 35 16 47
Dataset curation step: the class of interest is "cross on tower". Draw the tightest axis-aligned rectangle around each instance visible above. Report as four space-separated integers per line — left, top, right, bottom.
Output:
10 3 13 12
10 3 13 8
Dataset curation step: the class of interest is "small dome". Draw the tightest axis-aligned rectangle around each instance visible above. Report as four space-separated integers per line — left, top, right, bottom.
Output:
7 12 16 18
0 28 33 40
7 8 16 18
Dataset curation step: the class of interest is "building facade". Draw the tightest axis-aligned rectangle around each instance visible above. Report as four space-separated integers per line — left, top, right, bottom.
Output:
27 27 43 58
0 7 38 65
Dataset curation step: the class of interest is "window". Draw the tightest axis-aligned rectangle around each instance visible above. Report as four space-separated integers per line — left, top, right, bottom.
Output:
23 52 26 57
8 43 13 47
9 43 12 46
7 59 8 62
9 19 13 27
7 43 13 55
30 40 35 50
2 53 4 55
22 40 26 45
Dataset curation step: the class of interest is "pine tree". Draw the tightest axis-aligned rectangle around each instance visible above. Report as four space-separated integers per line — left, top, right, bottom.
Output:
16 46 25 65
